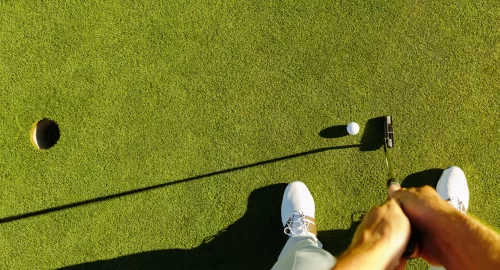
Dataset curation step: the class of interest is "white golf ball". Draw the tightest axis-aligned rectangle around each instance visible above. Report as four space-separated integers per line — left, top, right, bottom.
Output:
347 122 360 135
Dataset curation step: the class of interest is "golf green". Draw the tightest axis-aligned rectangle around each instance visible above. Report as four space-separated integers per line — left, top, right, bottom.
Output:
1 0 499 269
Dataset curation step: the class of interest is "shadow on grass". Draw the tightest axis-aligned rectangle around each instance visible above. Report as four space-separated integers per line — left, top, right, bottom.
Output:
59 169 446 269
319 212 364 257
60 184 362 270
12 118 397 268
359 116 385 152
402 169 444 189
2 117 388 224
320 117 385 152
0 145 360 224
319 125 348 138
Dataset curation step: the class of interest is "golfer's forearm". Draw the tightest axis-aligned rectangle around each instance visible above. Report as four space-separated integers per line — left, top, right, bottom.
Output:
332 243 391 270
437 211 500 270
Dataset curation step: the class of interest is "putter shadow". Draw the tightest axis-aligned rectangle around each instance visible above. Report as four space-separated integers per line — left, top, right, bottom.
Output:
0 145 360 224
320 117 385 151
402 169 444 189
60 184 362 269
359 117 385 152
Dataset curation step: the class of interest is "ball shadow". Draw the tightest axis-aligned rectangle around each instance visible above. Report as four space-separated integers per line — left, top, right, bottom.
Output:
319 125 348 138
319 117 385 152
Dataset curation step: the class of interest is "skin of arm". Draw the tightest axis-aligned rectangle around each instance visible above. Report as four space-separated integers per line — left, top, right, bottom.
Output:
332 199 410 270
333 186 500 270
333 239 406 270
392 186 500 270
436 210 500 269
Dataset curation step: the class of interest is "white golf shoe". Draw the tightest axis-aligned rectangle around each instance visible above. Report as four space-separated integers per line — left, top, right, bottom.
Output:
436 166 469 213
281 181 317 237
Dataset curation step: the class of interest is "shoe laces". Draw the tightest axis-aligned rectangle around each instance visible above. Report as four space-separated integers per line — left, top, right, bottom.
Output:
284 211 314 237
448 197 466 213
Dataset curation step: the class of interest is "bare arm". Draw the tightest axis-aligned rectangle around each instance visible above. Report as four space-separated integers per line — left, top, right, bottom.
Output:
392 186 500 269
437 210 500 269
333 241 406 270
333 186 500 270
332 199 409 270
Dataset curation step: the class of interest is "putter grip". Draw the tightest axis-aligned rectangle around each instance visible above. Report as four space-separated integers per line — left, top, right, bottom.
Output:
386 179 419 259
403 227 420 258
386 179 399 188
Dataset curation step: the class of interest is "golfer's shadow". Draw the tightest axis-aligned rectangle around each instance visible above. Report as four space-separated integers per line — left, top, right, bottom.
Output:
62 184 359 270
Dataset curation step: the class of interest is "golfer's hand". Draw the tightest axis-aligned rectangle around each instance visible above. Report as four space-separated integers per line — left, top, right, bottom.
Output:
390 186 459 266
334 199 411 270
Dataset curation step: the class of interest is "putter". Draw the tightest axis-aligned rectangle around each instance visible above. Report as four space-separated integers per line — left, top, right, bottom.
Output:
384 115 419 258
384 116 397 187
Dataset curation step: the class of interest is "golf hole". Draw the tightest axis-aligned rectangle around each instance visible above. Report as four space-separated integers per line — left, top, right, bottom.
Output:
30 118 60 150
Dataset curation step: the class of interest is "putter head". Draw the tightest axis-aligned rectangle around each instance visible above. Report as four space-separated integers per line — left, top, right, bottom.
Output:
384 115 394 148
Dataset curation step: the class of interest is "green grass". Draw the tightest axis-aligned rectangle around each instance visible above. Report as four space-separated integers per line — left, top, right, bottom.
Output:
1 0 499 269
